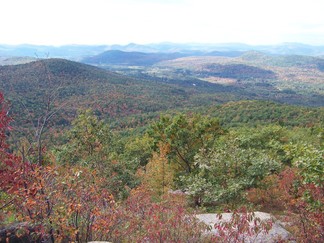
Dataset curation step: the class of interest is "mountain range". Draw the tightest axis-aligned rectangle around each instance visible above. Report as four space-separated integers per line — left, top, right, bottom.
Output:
1 42 324 61
0 42 323 133
0 57 322 127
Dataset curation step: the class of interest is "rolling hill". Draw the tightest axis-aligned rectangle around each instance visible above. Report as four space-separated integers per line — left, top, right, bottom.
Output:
0 58 252 128
1 57 323 137
81 50 246 67
0 57 323 158
82 50 188 66
153 53 324 106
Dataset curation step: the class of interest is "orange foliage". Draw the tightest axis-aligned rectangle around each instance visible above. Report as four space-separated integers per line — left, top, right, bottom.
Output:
1 158 116 242
144 142 174 196
111 185 205 242
247 167 324 242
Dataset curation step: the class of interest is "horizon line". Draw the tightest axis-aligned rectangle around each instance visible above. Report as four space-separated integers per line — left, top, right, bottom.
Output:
1 41 323 47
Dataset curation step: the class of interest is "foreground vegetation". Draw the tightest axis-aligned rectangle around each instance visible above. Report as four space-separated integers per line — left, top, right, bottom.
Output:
1 89 323 242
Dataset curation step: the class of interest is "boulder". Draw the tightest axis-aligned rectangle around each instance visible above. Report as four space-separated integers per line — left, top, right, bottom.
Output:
196 212 295 242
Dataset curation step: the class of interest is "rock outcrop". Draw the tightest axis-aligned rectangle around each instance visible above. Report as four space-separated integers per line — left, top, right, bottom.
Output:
196 212 294 242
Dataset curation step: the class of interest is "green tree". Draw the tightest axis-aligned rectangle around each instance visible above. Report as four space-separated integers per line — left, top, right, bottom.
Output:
191 150 280 206
148 113 224 174
180 130 282 207
54 110 112 168
122 133 154 167
54 110 137 199
284 143 324 210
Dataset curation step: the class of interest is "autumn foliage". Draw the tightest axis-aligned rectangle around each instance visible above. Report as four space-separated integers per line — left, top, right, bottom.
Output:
109 185 206 242
1 159 116 241
212 207 273 243
0 93 205 242
247 167 324 242
1 94 114 242
1 90 324 242
143 142 174 196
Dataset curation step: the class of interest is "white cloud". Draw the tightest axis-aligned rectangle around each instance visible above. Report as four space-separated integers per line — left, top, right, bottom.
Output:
1 0 323 45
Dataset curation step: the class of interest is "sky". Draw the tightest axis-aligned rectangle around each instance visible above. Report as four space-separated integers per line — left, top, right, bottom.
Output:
1 0 324 46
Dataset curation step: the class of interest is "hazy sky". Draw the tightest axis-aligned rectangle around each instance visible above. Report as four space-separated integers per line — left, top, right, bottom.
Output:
1 0 324 46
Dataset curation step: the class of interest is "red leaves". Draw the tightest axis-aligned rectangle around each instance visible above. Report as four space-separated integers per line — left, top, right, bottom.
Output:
247 166 324 242
1 151 116 242
213 208 273 242
108 185 205 242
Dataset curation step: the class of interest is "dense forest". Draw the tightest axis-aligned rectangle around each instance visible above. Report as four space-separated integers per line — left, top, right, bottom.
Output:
0 55 323 242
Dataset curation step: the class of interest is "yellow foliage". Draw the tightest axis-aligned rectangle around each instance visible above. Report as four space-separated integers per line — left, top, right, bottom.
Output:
144 143 174 196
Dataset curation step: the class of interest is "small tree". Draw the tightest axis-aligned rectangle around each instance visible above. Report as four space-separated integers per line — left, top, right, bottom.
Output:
54 110 138 199
148 113 223 174
144 142 174 196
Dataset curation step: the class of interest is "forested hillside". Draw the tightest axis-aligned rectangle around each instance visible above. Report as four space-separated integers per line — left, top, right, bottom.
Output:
0 58 245 119
3 58 312 132
82 50 188 66
81 50 324 107
0 56 323 242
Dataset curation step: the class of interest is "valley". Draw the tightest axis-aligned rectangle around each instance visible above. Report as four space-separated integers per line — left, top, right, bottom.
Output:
0 43 323 242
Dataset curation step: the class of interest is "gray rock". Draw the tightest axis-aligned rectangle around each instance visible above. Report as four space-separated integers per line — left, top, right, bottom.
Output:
196 212 294 242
